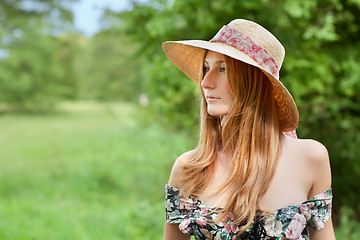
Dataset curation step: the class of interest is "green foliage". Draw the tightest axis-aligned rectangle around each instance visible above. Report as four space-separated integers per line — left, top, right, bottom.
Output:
0 0 139 111
76 31 141 101
335 207 360 239
0 26 81 112
111 0 360 220
0 0 80 112
0 0 76 39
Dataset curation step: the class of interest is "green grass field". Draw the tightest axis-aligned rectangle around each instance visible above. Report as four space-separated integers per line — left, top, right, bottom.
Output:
0 101 193 239
0 101 358 239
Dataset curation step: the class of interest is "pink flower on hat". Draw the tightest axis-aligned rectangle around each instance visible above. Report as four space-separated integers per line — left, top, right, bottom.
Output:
223 27 233 38
229 37 243 47
212 25 280 78
251 43 262 51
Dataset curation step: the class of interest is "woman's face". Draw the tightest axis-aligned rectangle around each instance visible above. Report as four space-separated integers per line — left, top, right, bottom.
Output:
201 51 234 116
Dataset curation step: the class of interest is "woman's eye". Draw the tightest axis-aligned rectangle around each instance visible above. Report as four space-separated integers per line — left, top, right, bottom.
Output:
219 67 226 72
203 66 209 72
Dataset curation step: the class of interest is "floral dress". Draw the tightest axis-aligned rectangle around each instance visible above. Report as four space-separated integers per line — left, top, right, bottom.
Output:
165 185 332 240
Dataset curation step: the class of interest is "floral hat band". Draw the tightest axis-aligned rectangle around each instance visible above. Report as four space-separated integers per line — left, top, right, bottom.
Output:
210 25 280 78
162 19 299 131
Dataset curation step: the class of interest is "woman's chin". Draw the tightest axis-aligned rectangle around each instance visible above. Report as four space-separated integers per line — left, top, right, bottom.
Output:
207 108 229 117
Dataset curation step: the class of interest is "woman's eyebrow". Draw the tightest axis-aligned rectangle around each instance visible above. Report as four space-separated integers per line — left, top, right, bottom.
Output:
204 60 225 64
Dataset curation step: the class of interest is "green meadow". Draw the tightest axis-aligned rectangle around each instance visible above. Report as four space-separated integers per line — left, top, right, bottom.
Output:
0 102 358 239
0 102 193 239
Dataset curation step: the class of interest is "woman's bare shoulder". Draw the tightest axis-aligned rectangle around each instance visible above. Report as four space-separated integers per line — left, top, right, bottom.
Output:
167 150 196 188
284 135 332 196
291 138 329 165
284 135 329 163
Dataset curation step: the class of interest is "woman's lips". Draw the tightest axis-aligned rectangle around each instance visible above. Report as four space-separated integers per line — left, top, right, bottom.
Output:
206 96 220 101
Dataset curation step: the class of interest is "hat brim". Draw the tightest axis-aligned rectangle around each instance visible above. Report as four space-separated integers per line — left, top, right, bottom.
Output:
162 40 299 131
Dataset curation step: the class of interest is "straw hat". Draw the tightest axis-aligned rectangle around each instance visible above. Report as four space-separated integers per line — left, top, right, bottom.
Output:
162 19 299 131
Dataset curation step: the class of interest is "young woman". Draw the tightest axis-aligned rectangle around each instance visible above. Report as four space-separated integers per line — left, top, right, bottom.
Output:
162 19 334 240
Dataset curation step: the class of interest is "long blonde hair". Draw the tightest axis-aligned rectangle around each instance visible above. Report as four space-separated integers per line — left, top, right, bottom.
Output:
179 54 282 232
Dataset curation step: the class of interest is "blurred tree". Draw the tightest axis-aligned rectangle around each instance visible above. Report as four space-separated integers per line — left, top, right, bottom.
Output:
110 0 360 219
75 30 141 102
0 0 76 38
0 0 80 111
0 23 82 111
0 0 141 110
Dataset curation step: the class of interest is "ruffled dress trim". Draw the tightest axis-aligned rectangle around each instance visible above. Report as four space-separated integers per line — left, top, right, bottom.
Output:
165 185 332 240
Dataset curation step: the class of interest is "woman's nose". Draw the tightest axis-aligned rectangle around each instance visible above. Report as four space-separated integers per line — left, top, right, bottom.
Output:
201 70 216 89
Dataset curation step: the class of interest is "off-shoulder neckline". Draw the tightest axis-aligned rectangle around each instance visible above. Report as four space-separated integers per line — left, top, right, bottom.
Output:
165 184 332 213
